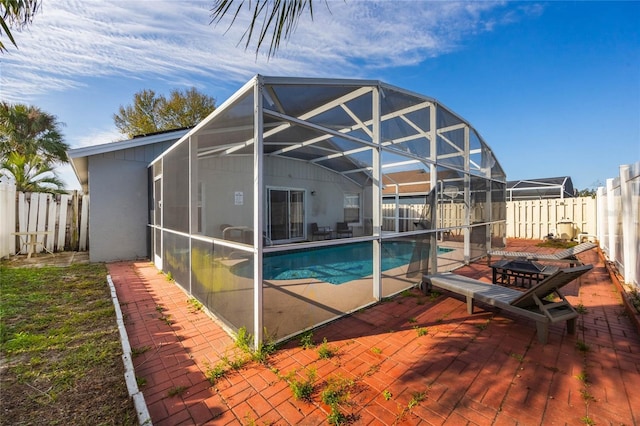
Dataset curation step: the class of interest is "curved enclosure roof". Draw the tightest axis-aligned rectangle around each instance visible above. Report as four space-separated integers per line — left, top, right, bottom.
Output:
157 75 505 190
507 176 575 200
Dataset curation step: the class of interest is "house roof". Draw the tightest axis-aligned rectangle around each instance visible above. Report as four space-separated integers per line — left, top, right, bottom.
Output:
506 176 575 199
67 128 189 193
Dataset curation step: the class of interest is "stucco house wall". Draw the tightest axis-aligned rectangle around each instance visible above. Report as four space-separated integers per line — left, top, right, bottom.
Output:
197 155 365 239
69 130 187 262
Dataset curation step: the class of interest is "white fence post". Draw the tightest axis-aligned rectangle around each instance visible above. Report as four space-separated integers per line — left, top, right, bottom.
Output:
57 193 70 250
79 194 89 251
619 164 638 286
0 183 17 258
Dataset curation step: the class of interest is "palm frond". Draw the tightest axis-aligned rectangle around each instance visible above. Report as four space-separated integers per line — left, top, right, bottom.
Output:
210 0 319 58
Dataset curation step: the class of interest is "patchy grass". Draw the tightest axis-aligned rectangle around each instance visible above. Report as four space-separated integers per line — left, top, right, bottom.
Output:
0 263 137 425
536 239 577 249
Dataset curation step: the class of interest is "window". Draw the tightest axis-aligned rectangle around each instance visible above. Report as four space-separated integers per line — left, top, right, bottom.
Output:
344 193 361 224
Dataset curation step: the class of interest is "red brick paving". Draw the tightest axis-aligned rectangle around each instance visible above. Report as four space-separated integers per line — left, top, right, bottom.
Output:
108 240 640 425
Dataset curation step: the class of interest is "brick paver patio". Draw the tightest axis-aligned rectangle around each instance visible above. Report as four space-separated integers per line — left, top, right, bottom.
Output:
108 240 640 425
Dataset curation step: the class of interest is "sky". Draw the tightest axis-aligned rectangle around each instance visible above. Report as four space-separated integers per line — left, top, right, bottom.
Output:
2 0 639 192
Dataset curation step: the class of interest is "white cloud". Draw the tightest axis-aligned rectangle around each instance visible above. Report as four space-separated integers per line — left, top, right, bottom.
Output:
73 128 122 149
1 1 524 102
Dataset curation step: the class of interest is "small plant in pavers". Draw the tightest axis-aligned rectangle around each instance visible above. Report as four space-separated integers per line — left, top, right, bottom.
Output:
382 390 392 400
233 326 278 363
575 303 588 314
581 416 596 425
205 362 228 384
243 414 257 425
407 391 426 409
254 338 278 364
159 314 172 325
223 354 249 370
428 290 441 302
365 364 381 376
576 370 589 383
155 304 165 313
580 389 595 404
327 405 349 425
165 271 173 281
475 318 492 330
131 345 151 357
136 377 147 387
186 297 203 313
414 326 428 337
576 340 590 353
321 375 355 425
371 346 382 355
510 352 524 362
401 290 413 298
288 368 316 401
321 375 354 406
235 326 253 352
300 330 315 349
317 338 338 359
167 385 187 397
407 317 417 323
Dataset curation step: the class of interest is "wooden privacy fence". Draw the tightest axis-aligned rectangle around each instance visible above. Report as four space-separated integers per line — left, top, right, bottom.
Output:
0 183 89 258
506 197 597 240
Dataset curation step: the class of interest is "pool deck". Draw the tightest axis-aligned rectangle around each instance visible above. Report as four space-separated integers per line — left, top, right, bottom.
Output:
106 239 640 425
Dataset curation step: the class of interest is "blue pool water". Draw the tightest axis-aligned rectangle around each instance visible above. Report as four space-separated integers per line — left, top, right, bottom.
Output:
232 241 453 285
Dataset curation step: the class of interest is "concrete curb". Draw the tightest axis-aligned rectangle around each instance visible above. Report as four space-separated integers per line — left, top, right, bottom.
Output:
107 274 152 426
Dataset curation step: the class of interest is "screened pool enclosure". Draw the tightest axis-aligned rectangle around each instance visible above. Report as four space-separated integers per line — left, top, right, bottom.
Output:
149 75 507 346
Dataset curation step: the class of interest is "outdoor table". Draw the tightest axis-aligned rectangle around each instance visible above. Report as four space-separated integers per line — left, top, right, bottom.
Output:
490 259 559 288
12 231 54 259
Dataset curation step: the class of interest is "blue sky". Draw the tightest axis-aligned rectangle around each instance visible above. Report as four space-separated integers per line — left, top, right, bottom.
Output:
2 1 638 191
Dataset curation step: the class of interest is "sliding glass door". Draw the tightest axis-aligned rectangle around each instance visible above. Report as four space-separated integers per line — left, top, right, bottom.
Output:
267 188 305 242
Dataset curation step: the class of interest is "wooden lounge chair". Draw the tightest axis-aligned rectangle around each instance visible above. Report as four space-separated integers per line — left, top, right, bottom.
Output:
335 222 353 238
422 264 593 344
486 241 596 266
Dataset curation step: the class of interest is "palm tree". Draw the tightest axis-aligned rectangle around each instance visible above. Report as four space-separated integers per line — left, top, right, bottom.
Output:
0 102 69 164
1 0 41 52
210 0 316 58
1 152 66 193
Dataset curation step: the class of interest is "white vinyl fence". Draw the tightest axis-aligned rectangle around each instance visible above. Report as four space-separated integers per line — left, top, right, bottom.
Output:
598 161 639 287
0 183 89 258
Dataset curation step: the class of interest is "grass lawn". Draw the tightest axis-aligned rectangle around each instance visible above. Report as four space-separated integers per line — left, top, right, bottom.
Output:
0 263 138 425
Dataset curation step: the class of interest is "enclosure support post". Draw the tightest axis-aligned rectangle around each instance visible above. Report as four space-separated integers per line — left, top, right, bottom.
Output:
372 85 382 300
253 78 265 350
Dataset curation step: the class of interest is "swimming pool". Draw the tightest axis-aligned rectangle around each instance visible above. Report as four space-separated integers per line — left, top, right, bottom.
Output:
232 241 454 285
